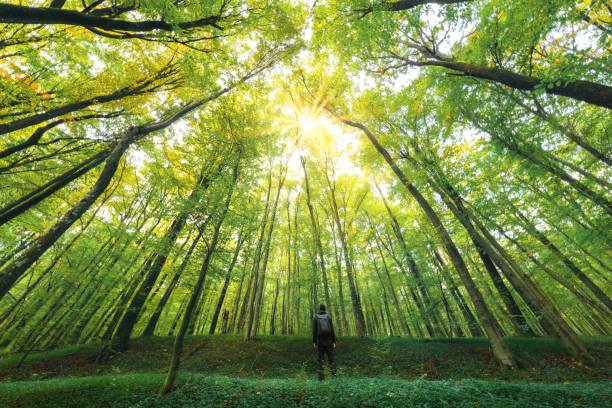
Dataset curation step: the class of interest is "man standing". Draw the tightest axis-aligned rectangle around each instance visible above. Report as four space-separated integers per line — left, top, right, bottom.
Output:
312 304 337 380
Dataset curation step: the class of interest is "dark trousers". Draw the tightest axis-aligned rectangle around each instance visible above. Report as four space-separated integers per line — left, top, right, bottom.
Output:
316 344 336 380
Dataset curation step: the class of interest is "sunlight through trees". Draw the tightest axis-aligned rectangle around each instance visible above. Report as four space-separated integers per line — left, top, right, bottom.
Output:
0 0 610 394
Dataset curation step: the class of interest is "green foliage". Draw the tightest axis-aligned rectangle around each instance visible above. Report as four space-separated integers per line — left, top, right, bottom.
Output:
1 373 610 408
2 335 610 383
0 373 171 408
0 344 98 368
0 0 610 397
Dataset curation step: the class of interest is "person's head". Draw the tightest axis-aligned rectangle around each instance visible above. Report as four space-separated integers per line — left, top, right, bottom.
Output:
318 304 326 313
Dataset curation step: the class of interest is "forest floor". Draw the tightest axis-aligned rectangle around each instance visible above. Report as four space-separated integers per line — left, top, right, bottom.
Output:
0 335 610 407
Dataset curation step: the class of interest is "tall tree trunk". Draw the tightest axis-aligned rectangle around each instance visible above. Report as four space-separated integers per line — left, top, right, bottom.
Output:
159 152 240 394
469 200 593 360
283 201 292 335
367 228 411 336
341 118 516 366
300 155 332 310
290 197 300 334
324 164 366 337
209 230 245 334
415 169 537 337
431 166 592 357
373 183 440 336
327 210 348 334
270 277 280 334
110 165 220 351
228 268 247 333
430 245 484 338
244 171 273 339
249 166 287 338
369 248 396 336
236 271 254 333
142 228 205 337
509 202 612 314
0 128 137 301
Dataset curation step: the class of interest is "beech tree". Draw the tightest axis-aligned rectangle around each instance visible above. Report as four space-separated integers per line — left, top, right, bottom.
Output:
0 0 609 378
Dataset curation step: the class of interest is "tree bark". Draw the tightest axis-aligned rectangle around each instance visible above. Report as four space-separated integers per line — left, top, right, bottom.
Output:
142 228 205 337
159 152 240 394
0 67 176 136
0 4 223 33
208 230 245 334
269 277 280 334
341 118 516 366
325 164 367 337
248 166 286 338
300 155 332 311
0 128 137 301
420 59 612 109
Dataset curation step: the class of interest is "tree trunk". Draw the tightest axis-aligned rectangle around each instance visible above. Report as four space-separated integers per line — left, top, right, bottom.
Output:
110 166 219 351
229 266 247 333
325 164 366 337
420 58 612 109
373 183 440 336
420 172 537 337
243 172 273 338
341 118 516 367
368 229 411 336
249 166 286 338
221 310 230 334
510 203 612 314
0 128 137 301
159 152 240 394
142 228 205 337
300 155 332 310
209 230 245 334
270 277 280 334
328 210 348 334
471 202 594 360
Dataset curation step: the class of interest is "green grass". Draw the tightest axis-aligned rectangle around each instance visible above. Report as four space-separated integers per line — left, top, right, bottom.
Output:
1 373 609 408
0 374 168 408
1 335 610 383
0 344 99 368
1 336 610 407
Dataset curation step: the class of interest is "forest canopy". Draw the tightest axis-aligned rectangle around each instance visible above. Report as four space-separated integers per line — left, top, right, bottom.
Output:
0 0 610 391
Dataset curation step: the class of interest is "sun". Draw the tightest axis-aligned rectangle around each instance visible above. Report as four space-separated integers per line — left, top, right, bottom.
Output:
297 113 328 137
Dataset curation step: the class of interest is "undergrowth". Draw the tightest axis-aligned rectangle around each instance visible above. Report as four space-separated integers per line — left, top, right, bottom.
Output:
1 335 610 383
1 373 609 408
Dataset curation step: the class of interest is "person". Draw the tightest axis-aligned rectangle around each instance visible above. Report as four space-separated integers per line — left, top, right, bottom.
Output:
312 304 336 380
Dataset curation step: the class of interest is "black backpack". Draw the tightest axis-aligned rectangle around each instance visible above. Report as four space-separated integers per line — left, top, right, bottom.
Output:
316 314 331 336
